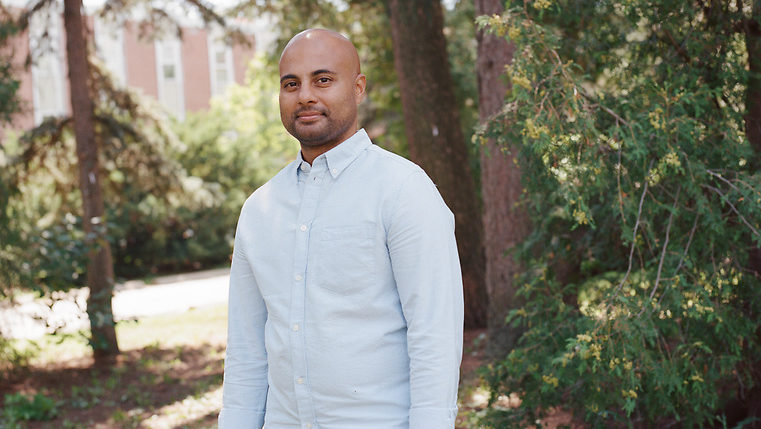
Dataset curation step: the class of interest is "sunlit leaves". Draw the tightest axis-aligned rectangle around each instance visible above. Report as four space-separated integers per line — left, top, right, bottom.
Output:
477 0 761 426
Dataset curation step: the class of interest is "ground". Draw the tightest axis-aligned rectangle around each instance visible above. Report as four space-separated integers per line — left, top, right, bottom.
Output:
0 268 575 428
0 303 494 428
1 304 228 429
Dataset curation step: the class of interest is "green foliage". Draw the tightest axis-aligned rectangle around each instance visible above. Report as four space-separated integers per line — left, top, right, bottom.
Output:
445 0 480 144
0 336 35 376
0 9 21 125
232 0 482 170
174 55 297 190
1 304 227 427
1 392 59 424
96 56 295 278
2 0 482 292
0 56 295 286
477 0 761 427
137 55 298 277
230 0 408 153
445 0 482 182
0 61 20 125
0 10 25 301
1 126 95 300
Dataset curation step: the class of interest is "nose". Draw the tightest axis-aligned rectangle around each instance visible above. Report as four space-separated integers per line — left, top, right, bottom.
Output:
297 84 316 105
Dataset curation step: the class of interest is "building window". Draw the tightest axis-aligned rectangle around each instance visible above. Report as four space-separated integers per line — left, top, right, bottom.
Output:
29 3 66 125
93 18 126 86
155 38 185 120
208 31 234 98
163 64 175 79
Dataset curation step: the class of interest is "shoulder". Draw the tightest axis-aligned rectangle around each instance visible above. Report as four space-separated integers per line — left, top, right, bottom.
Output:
363 144 427 183
366 144 443 194
361 145 452 224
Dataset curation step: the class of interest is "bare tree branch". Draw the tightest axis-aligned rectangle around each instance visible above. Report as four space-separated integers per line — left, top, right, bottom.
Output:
640 186 680 317
706 168 741 192
673 213 699 276
184 0 253 47
702 184 761 238
15 0 55 33
612 160 654 300
655 213 701 309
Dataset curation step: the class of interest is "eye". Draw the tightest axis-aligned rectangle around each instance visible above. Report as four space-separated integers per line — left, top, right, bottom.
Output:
282 81 299 90
316 76 332 85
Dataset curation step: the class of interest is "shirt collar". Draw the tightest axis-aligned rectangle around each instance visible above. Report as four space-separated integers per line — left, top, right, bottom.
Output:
296 129 371 179
297 154 311 173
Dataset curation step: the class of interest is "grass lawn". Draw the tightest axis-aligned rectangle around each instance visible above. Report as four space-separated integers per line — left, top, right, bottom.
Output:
1 304 489 429
1 304 228 428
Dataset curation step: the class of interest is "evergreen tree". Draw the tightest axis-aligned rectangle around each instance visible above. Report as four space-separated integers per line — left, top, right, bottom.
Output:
475 0 529 354
1 0 246 363
478 0 761 425
387 0 487 328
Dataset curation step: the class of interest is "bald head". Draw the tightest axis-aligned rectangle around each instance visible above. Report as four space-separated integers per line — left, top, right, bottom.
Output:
278 28 367 163
280 28 361 75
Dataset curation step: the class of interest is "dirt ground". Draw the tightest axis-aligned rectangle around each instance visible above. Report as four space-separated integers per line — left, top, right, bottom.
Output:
1 268 508 428
1 325 491 429
1 323 582 429
2 343 225 428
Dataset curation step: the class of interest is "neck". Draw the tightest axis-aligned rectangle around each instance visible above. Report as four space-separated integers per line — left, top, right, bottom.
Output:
299 127 359 164
300 140 342 165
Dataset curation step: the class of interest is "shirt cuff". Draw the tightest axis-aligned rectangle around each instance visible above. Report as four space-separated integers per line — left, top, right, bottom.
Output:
218 407 264 429
409 406 458 429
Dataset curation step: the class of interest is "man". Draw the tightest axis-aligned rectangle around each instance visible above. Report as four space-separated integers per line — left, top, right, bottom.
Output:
219 28 464 429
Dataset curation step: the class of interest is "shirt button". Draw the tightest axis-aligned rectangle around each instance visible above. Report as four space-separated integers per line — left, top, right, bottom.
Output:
296 377 305 384
299 224 307 231
292 324 300 331
331 168 337 174
305 424 312 429
294 274 303 281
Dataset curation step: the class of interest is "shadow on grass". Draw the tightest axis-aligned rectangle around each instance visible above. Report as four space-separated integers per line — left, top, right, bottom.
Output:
1 342 225 428
171 410 219 429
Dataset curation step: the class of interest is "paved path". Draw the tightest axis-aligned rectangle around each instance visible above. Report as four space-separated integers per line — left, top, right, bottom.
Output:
0 268 230 339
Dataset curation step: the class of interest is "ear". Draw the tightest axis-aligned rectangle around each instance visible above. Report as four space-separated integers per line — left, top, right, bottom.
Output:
354 73 367 104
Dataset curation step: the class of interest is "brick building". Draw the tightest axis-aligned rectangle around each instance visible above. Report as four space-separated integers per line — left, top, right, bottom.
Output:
3 3 258 133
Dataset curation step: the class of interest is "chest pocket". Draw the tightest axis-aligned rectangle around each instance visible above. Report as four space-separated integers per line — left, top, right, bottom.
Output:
312 224 376 295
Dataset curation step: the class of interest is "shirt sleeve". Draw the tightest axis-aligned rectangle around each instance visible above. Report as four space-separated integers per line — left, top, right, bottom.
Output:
386 170 465 429
218 215 269 429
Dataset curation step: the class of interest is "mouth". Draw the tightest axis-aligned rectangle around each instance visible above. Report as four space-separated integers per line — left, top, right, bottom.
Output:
296 110 325 122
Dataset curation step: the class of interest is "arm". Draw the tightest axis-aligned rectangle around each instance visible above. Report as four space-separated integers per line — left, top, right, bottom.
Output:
218 217 269 429
387 170 465 429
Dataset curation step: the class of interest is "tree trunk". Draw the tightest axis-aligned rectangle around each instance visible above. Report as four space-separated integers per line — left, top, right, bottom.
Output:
747 0 761 289
63 0 119 363
743 0 761 422
386 0 487 328
747 0 761 164
475 0 529 356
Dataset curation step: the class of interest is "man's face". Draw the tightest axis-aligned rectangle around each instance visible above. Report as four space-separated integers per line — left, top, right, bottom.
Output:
279 33 365 152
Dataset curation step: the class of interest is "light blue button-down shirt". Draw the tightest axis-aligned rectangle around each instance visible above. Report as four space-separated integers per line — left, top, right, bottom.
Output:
219 129 464 429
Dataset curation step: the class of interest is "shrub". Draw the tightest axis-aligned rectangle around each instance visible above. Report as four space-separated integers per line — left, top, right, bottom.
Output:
477 0 761 426
1 392 59 423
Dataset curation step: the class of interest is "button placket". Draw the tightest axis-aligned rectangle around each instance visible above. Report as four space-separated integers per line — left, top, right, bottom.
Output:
288 160 327 428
